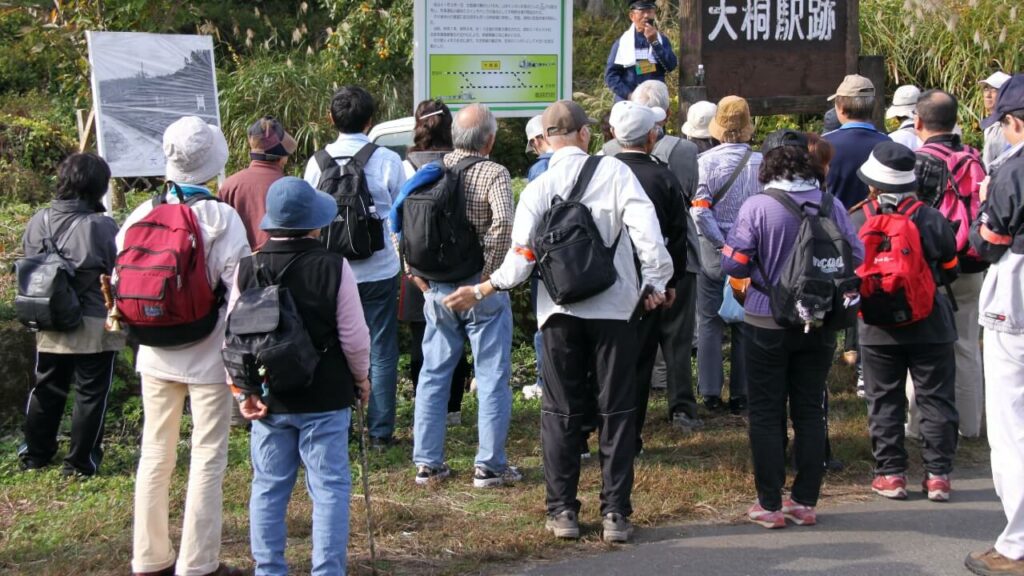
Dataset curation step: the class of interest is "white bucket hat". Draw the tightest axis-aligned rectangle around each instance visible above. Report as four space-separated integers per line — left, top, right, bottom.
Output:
682 101 717 139
885 85 921 119
163 116 229 185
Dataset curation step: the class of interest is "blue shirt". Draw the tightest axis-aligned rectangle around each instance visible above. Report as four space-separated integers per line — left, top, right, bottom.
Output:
527 153 553 182
604 31 678 102
304 132 407 284
823 122 891 209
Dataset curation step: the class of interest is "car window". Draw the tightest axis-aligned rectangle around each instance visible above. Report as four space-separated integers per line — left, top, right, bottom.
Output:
372 131 413 160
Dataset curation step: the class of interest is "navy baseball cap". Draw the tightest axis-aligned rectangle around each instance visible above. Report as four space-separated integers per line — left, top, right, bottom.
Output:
982 73 1024 129
761 129 809 155
629 0 657 9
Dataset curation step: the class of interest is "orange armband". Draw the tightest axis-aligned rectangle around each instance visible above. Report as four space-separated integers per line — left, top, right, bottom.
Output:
514 245 536 262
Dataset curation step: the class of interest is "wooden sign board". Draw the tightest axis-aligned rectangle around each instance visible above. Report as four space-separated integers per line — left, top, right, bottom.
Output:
679 0 860 116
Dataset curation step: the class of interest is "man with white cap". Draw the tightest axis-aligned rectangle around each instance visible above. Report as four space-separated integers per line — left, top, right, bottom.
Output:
526 115 553 182
443 99 673 543
610 100 688 455
682 100 719 154
886 85 923 151
981 71 1012 168
123 116 250 576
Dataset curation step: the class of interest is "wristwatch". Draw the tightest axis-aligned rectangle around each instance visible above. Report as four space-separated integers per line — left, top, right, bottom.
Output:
233 391 249 403
473 284 484 301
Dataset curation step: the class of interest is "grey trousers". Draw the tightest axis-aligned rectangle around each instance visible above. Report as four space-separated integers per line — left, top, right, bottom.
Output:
696 270 747 399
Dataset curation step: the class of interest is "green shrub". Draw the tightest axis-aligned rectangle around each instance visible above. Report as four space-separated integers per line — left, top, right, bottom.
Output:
0 112 74 204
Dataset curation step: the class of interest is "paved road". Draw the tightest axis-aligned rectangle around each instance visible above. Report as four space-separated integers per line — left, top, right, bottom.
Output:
502 471 1003 576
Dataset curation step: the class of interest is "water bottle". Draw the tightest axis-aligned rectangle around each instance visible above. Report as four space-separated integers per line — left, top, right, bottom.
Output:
696 64 705 86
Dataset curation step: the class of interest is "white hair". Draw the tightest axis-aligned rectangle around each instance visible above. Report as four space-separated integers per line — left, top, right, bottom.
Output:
631 80 670 111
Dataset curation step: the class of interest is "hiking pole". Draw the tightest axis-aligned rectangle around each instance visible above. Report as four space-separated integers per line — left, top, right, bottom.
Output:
355 399 379 576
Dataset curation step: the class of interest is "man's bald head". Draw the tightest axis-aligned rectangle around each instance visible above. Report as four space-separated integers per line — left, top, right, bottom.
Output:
453 103 498 153
916 89 958 133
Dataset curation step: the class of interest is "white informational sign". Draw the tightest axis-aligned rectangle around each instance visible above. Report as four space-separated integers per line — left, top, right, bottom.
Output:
413 0 573 117
87 32 221 177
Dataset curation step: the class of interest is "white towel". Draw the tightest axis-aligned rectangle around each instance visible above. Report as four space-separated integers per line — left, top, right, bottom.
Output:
613 26 663 67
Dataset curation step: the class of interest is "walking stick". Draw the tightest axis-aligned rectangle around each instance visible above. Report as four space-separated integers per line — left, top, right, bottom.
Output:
355 399 379 575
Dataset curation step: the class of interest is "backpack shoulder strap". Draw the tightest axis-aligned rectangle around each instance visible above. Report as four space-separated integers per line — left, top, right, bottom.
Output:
897 198 925 219
314 149 336 172
653 136 681 161
253 250 316 288
352 143 378 167
817 191 835 219
711 147 753 205
863 199 879 219
451 155 487 176
764 188 806 220
184 193 221 207
567 156 603 203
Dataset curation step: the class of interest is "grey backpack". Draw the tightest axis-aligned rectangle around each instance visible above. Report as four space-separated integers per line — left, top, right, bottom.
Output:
13 210 85 332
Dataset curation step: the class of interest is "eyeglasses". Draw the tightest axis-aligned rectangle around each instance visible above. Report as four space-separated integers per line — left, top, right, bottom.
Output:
983 86 999 94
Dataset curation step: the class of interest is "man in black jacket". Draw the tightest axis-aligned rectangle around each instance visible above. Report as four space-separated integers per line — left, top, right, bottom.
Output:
610 100 687 453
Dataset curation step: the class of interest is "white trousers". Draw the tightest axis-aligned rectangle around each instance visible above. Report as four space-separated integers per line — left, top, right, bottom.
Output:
131 376 232 575
984 328 1024 560
908 272 985 437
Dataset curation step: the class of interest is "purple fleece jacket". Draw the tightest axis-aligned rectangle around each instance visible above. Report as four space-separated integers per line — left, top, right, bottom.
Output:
721 186 864 318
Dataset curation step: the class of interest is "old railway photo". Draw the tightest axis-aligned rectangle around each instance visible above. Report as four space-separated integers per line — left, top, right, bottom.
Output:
87 31 220 177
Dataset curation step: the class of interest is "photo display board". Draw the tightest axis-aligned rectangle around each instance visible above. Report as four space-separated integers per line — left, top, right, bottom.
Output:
414 0 573 117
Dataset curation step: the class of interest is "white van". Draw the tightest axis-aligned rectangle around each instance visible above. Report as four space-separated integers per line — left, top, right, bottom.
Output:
367 117 415 159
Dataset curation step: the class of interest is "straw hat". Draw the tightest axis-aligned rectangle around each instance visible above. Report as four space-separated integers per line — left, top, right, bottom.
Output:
708 96 754 143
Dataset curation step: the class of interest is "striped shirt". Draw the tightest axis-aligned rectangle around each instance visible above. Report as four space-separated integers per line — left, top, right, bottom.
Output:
691 143 764 248
443 149 514 278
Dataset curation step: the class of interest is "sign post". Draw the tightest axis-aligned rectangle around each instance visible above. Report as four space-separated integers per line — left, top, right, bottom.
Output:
679 0 860 118
413 0 573 118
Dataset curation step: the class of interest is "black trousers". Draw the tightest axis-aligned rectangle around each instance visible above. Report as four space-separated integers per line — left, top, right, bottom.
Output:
21 351 116 475
747 325 834 510
861 342 958 475
410 321 469 413
664 273 700 420
541 314 638 517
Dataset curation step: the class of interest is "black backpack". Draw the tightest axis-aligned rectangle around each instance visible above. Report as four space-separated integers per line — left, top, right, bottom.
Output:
222 252 322 397
534 156 621 305
315 143 385 260
401 156 486 282
760 189 860 332
13 210 86 332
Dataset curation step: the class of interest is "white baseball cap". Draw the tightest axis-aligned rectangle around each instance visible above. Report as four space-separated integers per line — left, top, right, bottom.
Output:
885 85 921 119
609 100 666 143
979 71 1012 89
682 101 717 139
525 115 544 153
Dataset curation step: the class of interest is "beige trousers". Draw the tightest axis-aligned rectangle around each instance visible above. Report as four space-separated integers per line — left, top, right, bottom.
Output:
908 272 985 438
131 375 231 575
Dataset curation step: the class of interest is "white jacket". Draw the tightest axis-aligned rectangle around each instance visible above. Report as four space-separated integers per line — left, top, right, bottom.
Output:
116 193 251 384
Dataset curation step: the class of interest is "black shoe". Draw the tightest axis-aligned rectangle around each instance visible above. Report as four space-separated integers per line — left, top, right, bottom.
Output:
703 396 725 412
729 395 748 415
19 458 48 472
825 458 845 472
369 436 397 451
60 465 94 479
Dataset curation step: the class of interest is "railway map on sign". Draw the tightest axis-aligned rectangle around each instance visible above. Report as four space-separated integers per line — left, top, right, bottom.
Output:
414 0 572 117
87 32 221 177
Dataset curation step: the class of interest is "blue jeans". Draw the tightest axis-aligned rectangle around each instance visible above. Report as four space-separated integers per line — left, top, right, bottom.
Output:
250 410 352 576
413 277 513 471
358 275 400 439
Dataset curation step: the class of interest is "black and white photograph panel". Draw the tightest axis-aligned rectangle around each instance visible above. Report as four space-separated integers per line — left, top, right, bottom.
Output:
87 31 221 177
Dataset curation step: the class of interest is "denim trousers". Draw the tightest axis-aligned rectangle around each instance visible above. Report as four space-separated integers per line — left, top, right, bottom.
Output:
358 274 400 440
413 276 512 472
696 270 747 399
250 409 352 576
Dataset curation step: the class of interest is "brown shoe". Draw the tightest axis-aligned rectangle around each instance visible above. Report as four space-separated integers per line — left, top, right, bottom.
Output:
133 566 174 576
201 564 246 576
965 548 1024 576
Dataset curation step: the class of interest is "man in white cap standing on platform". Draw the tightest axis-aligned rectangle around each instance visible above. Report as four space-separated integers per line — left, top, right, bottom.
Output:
886 85 923 151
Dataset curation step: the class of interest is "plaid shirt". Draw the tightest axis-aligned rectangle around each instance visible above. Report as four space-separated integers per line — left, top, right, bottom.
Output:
443 149 514 278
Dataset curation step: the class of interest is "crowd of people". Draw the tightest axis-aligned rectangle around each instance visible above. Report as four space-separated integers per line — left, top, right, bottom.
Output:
11 3 1024 574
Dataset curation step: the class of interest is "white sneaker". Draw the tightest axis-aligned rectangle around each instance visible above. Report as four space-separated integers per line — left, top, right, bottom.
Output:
522 384 543 399
856 377 867 399
446 411 461 427
473 465 523 488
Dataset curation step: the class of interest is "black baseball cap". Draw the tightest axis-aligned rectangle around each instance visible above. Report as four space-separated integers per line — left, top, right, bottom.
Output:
629 0 657 9
761 129 809 155
982 73 1024 129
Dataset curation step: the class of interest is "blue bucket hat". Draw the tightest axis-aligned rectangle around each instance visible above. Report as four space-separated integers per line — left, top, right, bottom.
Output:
260 176 337 231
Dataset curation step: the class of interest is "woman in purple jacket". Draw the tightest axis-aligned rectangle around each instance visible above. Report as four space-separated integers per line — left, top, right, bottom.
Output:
721 130 863 529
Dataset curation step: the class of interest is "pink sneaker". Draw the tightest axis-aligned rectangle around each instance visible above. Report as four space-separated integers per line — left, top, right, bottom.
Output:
781 499 817 526
923 473 951 502
871 474 908 500
747 502 785 529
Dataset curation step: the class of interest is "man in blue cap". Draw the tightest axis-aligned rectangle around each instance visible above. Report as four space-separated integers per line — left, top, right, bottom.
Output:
605 0 678 102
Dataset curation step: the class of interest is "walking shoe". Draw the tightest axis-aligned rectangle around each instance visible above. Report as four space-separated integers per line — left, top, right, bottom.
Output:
414 464 451 485
923 473 952 502
19 458 49 472
473 465 522 488
370 436 397 451
856 377 867 399
728 395 748 415
702 396 725 412
522 383 543 399
671 412 704 432
602 513 634 543
133 565 175 576
446 411 462 427
781 499 817 526
871 474 908 499
200 564 245 576
965 547 1024 576
747 502 786 529
545 510 580 539
580 436 592 460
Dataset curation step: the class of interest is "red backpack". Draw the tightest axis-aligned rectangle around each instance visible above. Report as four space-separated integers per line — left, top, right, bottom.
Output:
915 142 986 263
115 185 221 347
856 198 935 326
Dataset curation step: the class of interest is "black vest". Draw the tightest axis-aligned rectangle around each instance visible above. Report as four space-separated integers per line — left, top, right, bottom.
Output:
236 238 354 413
